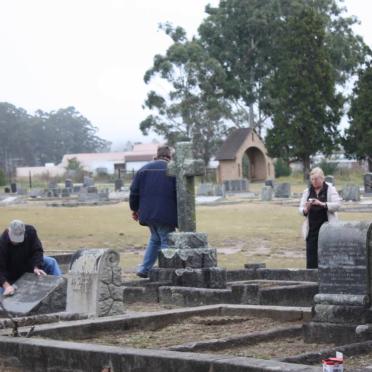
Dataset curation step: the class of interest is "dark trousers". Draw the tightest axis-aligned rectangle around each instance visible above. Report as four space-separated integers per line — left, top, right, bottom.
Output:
306 230 319 269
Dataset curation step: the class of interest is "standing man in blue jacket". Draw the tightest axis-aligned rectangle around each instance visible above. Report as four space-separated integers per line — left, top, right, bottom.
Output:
129 145 177 278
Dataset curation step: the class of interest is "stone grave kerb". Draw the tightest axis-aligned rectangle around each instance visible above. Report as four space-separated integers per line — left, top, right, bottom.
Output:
167 142 204 232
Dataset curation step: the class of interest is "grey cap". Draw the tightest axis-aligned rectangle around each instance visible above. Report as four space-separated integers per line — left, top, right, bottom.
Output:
8 220 26 243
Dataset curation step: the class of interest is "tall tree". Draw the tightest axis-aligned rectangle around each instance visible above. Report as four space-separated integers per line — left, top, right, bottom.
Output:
198 0 368 146
344 62 372 171
140 24 232 165
264 7 344 175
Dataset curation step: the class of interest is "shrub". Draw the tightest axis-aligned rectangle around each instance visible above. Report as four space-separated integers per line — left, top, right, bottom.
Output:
274 158 292 177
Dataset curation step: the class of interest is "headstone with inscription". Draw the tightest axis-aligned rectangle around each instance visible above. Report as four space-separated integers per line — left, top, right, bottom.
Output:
151 142 226 289
66 248 124 317
0 273 66 316
342 184 360 201
274 182 291 198
364 173 372 195
304 221 372 344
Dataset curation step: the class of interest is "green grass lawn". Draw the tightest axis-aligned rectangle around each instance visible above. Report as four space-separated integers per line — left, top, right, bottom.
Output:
0 200 370 271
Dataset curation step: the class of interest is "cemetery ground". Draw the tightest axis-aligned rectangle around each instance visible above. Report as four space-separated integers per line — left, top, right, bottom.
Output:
0 199 370 274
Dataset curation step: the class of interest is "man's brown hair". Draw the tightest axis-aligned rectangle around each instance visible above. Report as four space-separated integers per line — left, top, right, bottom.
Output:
156 145 171 161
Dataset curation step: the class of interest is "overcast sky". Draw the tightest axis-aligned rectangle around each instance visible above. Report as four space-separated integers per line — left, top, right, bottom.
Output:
0 0 370 150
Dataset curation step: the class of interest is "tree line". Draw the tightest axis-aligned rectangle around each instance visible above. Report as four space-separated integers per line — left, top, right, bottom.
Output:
140 0 372 172
0 104 110 174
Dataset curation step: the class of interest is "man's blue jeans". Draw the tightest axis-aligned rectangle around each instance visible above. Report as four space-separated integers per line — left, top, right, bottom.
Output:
137 224 175 275
42 256 62 276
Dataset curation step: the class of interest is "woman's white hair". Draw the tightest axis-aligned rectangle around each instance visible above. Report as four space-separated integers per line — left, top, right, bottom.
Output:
310 167 325 180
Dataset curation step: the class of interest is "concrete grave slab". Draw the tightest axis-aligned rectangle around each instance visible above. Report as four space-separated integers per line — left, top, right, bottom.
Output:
0 273 66 316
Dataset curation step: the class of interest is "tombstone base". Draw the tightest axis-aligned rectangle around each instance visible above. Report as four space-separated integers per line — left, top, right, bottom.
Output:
150 267 226 289
303 321 367 344
168 232 208 249
158 248 217 268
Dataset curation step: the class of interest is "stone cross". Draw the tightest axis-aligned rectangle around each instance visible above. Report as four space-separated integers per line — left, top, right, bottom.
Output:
168 142 205 232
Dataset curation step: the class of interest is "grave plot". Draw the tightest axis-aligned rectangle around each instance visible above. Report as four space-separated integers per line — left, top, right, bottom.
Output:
0 305 322 371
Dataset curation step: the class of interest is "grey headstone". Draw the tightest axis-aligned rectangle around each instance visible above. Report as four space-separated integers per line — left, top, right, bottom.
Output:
364 173 372 194
261 186 273 201
0 273 66 316
87 186 98 193
304 221 372 343
114 179 123 191
224 179 249 193
318 221 372 296
274 183 291 198
65 179 73 188
47 181 57 189
325 175 335 186
10 183 17 193
61 188 70 197
83 176 94 187
197 183 214 196
29 188 44 198
72 185 81 193
342 184 360 201
66 248 124 317
265 179 275 188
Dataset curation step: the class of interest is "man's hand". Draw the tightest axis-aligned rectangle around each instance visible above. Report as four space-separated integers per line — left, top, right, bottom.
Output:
3 283 15 296
34 267 47 276
132 211 139 221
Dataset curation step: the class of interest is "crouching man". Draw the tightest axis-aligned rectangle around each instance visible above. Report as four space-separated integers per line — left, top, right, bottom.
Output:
0 220 62 296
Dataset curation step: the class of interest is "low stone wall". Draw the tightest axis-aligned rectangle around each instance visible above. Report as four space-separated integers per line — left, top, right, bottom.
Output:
0 336 321 372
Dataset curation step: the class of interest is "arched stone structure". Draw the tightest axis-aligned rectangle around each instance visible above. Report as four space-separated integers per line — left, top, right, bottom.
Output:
216 128 274 182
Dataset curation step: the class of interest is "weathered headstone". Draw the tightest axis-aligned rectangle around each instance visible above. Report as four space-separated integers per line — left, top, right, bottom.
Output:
66 248 124 316
364 173 372 194
223 179 249 193
342 184 360 201
274 182 291 198
265 179 275 188
83 176 94 187
168 142 204 232
325 175 335 186
261 186 273 201
0 273 66 316
29 188 44 198
72 185 81 193
197 183 225 197
61 188 70 198
4 187 10 193
87 186 98 193
304 221 372 344
114 179 123 191
10 183 17 193
153 142 226 289
65 179 73 188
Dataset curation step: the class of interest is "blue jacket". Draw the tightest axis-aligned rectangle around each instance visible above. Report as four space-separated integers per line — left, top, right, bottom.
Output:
129 160 177 228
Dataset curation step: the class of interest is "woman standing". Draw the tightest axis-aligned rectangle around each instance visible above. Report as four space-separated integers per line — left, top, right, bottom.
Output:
299 167 341 268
